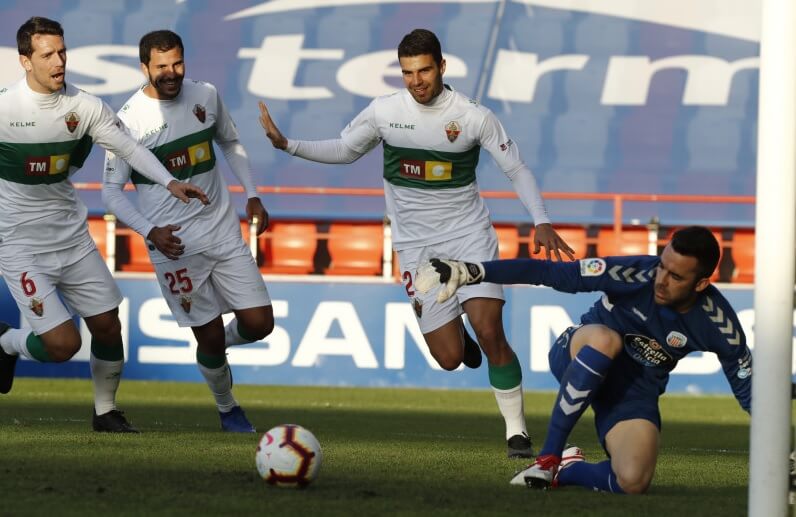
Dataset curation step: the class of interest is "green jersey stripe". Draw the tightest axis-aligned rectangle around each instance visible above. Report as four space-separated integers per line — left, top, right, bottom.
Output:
382 142 480 189
131 126 217 185
0 135 93 184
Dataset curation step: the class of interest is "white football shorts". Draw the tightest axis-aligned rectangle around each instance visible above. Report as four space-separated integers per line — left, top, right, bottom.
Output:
153 237 271 327
398 226 503 333
0 237 122 335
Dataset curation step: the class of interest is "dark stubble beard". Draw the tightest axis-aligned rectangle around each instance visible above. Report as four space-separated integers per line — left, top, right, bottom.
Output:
153 73 183 100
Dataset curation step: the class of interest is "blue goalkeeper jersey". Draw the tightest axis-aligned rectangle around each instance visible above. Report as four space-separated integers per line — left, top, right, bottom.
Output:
483 256 752 412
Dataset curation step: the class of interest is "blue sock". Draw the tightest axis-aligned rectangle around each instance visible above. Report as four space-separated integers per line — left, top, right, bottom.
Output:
539 345 613 457
557 460 625 494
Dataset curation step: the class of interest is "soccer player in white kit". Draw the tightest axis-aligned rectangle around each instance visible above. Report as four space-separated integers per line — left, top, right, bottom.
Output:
102 31 273 433
0 17 209 433
258 29 574 457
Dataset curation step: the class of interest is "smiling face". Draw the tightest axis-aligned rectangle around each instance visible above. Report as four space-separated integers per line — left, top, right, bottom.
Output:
142 46 185 100
653 244 710 312
20 34 67 94
399 54 445 105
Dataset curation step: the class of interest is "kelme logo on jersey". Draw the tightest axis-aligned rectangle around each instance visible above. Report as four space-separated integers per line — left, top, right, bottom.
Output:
164 141 212 172
665 331 688 348
193 104 206 123
65 112 80 133
399 159 452 181
24 154 70 176
444 120 461 143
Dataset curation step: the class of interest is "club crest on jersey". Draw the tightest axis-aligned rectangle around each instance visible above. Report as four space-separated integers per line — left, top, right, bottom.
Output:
180 295 192 313
444 120 461 142
30 297 43 317
666 331 688 348
412 298 423 318
64 112 79 133
193 104 206 123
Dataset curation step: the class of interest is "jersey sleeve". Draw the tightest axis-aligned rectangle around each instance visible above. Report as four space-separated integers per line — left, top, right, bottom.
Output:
700 293 752 412
212 89 258 198
477 108 550 224
340 99 382 154
482 256 659 295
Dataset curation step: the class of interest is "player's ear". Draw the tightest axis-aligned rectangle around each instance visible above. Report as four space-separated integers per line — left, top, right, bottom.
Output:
140 62 149 79
439 58 446 76
19 55 31 72
694 277 710 293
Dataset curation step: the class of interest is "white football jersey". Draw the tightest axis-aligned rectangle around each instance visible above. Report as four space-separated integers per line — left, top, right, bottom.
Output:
104 80 243 263
340 86 529 250
0 79 137 254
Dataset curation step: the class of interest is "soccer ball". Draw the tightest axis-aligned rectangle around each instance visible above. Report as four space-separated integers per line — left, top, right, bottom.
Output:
255 424 323 487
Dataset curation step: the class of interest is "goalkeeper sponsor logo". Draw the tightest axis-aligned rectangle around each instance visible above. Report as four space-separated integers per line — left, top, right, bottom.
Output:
624 334 674 368
165 141 212 172
25 154 70 176
399 159 452 181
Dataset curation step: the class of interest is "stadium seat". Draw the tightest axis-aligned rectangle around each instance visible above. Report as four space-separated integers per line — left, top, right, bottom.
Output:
495 225 520 260
120 233 155 273
326 223 384 276
597 227 654 257
730 229 755 283
260 222 318 274
87 218 109 260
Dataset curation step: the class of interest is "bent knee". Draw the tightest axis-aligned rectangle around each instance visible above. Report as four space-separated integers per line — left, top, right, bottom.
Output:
48 340 82 362
615 469 653 495
432 352 462 371
581 326 622 357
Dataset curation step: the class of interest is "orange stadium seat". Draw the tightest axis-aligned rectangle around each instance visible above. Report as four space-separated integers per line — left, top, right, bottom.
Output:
597 227 653 257
87 218 108 260
120 233 155 273
260 222 318 274
730 230 755 283
494 225 520 260
326 223 384 276
534 226 589 259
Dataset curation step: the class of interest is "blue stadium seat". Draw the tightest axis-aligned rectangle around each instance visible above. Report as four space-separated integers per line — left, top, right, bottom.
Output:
573 15 631 56
552 112 612 169
686 110 743 173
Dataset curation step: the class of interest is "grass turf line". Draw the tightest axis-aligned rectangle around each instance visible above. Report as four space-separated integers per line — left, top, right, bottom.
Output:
0 378 750 516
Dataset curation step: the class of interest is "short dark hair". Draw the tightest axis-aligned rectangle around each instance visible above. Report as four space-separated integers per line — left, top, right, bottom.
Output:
139 30 184 65
670 226 720 280
17 17 63 57
398 29 442 65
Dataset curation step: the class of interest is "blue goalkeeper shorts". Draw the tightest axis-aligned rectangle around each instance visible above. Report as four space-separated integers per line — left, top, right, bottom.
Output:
549 326 662 452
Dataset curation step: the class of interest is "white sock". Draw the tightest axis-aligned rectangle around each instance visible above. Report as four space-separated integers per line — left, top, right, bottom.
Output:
197 361 238 412
493 384 528 439
1 329 36 360
224 318 251 347
90 354 122 415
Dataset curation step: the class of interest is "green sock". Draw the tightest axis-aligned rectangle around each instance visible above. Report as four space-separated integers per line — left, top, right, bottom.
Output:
197 350 226 369
26 333 52 362
91 339 124 361
488 353 523 390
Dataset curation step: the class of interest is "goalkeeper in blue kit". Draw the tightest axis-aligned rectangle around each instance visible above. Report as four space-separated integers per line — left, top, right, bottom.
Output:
416 226 751 493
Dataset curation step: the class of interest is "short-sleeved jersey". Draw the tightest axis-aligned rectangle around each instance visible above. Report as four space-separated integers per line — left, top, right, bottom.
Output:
340 87 525 251
484 256 752 411
0 79 130 254
104 80 242 263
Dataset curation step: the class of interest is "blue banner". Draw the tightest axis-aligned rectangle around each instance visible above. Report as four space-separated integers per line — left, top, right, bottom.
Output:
3 276 782 396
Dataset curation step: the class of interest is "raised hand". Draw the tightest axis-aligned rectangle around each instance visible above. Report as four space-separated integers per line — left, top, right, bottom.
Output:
167 180 210 205
532 223 575 261
415 258 485 303
147 225 184 260
258 101 288 150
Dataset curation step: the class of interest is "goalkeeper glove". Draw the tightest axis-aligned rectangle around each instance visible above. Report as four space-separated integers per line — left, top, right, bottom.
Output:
415 258 486 303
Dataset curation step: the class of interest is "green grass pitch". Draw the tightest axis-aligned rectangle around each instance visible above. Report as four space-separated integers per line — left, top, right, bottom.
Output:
0 378 750 516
